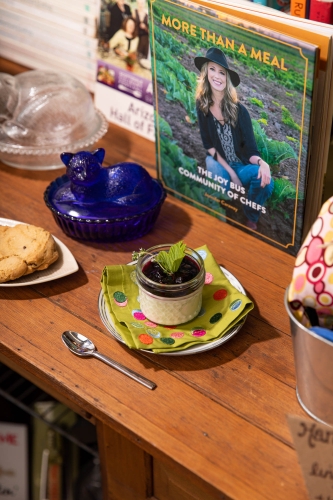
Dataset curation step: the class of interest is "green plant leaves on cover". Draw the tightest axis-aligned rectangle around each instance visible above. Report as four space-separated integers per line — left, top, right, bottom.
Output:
281 105 301 131
154 39 197 123
252 120 298 166
155 241 187 273
267 177 300 211
157 114 172 137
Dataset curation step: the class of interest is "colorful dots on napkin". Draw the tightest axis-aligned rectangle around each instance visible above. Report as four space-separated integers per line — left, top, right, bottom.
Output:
146 329 161 338
171 331 184 339
160 337 175 345
113 291 128 306
230 299 242 311
210 312 222 323
191 328 206 337
205 272 213 284
145 321 157 327
213 289 228 300
132 309 146 320
138 334 154 345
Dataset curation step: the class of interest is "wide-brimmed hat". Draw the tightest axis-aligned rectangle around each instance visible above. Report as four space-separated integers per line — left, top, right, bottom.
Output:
194 47 240 87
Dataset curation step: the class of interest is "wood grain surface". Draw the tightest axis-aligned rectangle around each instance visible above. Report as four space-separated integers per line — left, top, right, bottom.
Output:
0 57 308 500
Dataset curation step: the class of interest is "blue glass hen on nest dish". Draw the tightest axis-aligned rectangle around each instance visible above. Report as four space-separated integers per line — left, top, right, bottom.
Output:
44 148 166 242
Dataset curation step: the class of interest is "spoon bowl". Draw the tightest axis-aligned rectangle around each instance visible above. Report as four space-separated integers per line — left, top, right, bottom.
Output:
62 330 96 356
62 330 156 390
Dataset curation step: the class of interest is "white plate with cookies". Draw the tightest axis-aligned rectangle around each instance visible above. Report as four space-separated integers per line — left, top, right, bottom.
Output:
0 218 78 286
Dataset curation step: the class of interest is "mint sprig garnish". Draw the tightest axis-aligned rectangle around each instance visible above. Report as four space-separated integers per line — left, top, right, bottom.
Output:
155 241 186 274
132 241 187 275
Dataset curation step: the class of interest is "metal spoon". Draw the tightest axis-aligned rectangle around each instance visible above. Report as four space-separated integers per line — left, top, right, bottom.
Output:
62 330 156 390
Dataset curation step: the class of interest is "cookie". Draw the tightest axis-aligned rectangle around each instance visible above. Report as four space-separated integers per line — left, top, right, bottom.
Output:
0 224 59 283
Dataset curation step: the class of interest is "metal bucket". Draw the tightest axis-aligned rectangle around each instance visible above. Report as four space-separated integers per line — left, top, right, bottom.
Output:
284 287 333 426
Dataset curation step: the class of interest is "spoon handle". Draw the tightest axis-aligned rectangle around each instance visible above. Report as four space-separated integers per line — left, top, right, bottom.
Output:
92 351 156 390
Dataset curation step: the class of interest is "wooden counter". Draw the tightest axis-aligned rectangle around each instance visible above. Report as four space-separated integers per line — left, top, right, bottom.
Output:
0 58 308 500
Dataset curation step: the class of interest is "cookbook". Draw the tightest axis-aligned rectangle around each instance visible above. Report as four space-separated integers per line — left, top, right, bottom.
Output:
148 0 333 255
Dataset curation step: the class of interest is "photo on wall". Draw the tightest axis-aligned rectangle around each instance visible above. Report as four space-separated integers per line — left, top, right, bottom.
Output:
148 0 318 255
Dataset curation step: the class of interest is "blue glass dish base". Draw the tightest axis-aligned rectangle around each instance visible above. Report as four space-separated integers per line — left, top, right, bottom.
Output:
44 175 166 242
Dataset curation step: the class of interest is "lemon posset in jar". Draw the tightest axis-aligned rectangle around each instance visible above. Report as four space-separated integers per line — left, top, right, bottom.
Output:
135 243 205 325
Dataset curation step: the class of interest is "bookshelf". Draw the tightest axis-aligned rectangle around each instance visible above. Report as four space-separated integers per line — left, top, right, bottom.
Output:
0 362 100 499
1 1 333 495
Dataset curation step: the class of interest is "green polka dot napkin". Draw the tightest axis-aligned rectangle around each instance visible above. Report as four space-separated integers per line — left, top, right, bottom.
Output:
100 245 254 353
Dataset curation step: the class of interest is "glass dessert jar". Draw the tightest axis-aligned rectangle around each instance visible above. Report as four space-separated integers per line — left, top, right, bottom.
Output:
135 244 205 325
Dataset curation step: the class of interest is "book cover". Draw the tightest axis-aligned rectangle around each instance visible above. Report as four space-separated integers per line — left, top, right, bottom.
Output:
149 0 318 254
94 0 155 141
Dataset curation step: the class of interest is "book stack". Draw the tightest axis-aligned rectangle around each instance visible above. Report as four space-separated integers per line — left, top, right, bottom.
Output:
0 0 100 92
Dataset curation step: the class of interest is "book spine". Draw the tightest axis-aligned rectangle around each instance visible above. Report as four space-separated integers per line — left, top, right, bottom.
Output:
306 0 311 16
289 0 307 17
0 34 97 72
45 430 63 500
0 0 97 36
0 5 98 48
0 23 97 60
12 0 100 17
0 0 98 24
267 0 290 10
309 0 333 23
22 0 99 21
0 39 96 92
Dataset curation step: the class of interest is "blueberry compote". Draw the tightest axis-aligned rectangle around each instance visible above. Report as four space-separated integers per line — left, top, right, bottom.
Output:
143 256 200 285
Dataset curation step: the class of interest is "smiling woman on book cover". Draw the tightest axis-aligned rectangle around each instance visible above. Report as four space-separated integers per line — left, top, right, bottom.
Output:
195 47 274 231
